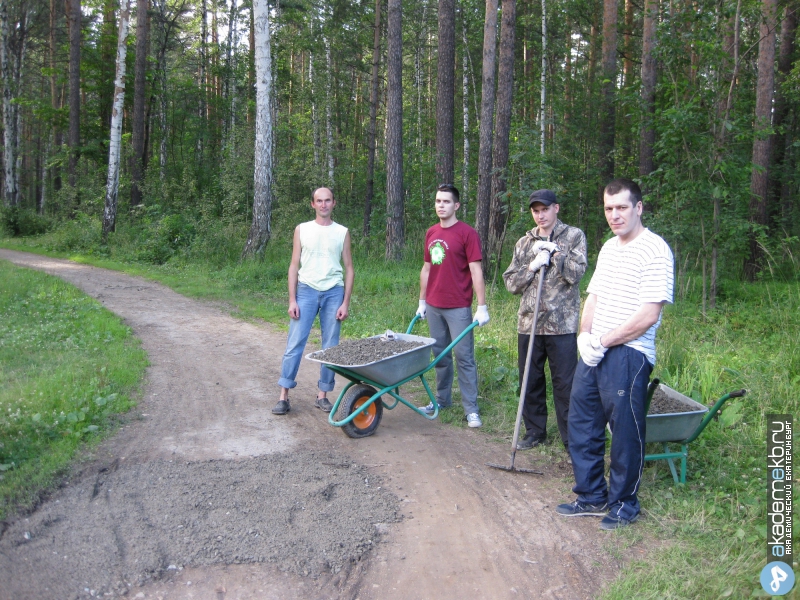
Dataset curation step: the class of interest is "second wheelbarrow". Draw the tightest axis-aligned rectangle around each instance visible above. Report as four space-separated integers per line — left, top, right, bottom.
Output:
305 315 479 438
640 380 747 484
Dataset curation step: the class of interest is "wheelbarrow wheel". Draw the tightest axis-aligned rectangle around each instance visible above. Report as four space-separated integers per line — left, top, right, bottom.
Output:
340 384 383 438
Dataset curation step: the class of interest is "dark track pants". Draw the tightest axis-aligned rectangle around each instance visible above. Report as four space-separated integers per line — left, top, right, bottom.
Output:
568 344 652 521
518 333 577 445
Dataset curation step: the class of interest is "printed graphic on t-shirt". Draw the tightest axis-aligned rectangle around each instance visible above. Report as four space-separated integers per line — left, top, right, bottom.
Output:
429 240 447 265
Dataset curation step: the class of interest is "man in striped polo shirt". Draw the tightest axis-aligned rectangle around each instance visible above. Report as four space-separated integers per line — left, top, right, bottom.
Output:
556 178 674 530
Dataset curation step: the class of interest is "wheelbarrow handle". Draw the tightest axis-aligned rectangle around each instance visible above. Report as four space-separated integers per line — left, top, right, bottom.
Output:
683 388 748 444
407 313 481 335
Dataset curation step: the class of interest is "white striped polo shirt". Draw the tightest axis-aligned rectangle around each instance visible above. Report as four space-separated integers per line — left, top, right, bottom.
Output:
586 228 674 365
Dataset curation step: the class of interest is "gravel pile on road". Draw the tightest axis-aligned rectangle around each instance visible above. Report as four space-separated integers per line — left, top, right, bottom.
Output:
0 451 400 598
311 336 425 365
648 388 700 414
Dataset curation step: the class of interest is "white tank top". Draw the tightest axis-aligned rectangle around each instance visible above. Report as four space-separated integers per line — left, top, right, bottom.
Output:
297 220 348 291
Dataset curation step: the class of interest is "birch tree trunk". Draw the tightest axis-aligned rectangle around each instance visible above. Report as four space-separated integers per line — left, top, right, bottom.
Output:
385 0 405 260
242 0 273 258
102 0 133 240
540 0 546 155
475 0 498 255
744 0 778 280
325 37 334 185
435 0 455 184
131 0 150 208
363 0 381 237
198 0 207 159
0 2 28 208
461 16 470 219
310 51 320 171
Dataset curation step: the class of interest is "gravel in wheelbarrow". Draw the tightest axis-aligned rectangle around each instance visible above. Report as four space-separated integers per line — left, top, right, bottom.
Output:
311 337 425 366
648 387 700 414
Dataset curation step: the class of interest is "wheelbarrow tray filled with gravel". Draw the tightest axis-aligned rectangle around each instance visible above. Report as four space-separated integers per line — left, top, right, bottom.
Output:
645 383 709 443
305 315 479 439
306 332 436 388
640 380 746 484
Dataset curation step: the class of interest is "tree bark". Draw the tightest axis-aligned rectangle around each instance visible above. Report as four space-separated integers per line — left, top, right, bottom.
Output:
461 14 470 218
363 0 381 237
488 0 516 268
102 0 133 241
770 3 797 225
49 0 62 194
639 0 658 179
598 0 618 184
242 0 273 258
385 0 405 260
436 0 455 184
475 0 498 254
744 0 778 280
325 37 334 186
198 0 207 159
131 0 150 209
67 0 81 191
540 0 546 155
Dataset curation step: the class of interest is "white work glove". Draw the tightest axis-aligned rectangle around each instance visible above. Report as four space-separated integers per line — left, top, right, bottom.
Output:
532 240 559 254
473 305 490 326
416 299 427 319
578 332 607 367
527 250 551 273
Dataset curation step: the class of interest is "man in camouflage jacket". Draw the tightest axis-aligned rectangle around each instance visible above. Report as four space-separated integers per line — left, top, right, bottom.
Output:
503 189 588 450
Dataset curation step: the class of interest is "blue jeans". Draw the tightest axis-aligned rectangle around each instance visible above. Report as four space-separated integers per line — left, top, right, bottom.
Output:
568 344 652 521
278 282 344 393
426 305 480 416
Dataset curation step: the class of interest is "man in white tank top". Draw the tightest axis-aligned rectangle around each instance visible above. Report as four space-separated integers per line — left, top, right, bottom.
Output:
272 188 354 416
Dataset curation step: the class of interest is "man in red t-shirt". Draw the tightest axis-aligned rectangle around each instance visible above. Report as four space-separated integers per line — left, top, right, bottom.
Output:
416 183 490 428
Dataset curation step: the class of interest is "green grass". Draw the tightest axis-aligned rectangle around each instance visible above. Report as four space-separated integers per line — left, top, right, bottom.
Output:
2 225 799 598
0 261 147 519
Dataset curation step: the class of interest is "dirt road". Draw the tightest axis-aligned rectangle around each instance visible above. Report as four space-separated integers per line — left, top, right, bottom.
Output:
0 249 632 600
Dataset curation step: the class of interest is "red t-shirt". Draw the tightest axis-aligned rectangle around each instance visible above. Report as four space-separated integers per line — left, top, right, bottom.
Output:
424 220 483 308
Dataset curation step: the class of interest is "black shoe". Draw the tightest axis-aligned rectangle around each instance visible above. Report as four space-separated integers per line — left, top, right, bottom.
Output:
556 500 608 517
599 512 639 530
315 397 333 413
272 399 290 415
516 434 546 450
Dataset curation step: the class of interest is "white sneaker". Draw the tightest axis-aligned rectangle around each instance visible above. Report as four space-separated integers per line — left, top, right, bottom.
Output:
420 402 436 415
466 413 482 428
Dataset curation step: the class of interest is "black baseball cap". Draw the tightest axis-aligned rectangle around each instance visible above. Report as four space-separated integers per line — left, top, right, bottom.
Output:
529 189 558 207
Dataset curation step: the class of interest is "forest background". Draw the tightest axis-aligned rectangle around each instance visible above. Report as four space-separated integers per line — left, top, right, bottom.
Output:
1 0 799 596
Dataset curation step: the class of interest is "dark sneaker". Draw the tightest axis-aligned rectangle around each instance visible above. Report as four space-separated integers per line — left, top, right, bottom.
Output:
516 435 546 450
599 513 639 530
315 397 333 413
272 399 290 415
555 500 608 517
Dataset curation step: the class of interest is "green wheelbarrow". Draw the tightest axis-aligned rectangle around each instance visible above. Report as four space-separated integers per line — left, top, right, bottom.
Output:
305 315 479 438
642 379 747 484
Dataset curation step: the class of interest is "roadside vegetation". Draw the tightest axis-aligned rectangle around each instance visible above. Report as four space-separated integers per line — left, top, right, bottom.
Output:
1 213 798 598
0 261 147 520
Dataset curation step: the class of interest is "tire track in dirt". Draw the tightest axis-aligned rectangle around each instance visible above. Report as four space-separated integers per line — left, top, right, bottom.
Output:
0 249 628 600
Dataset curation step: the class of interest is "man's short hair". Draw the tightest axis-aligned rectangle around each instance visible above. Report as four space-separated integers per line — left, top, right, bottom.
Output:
312 187 334 200
604 178 642 205
437 183 460 203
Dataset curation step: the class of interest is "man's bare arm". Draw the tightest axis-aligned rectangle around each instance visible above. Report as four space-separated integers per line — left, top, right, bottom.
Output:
599 302 665 348
287 227 302 319
468 261 487 306
337 231 355 321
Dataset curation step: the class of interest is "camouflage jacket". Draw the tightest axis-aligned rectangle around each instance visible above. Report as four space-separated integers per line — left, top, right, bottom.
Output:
502 220 588 335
